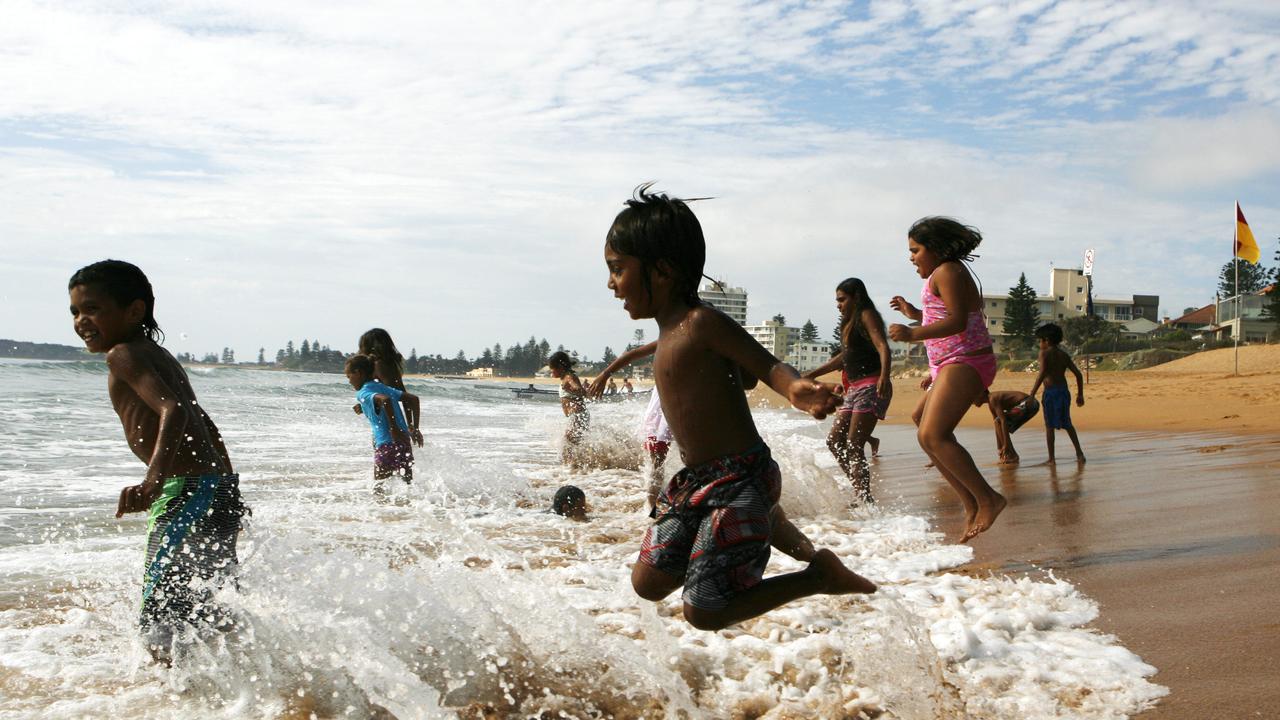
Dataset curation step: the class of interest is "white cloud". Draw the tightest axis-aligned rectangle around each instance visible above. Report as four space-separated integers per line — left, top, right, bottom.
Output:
2 0 1279 359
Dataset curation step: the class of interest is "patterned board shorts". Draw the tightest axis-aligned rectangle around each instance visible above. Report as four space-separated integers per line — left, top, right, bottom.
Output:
143 473 247 645
637 443 781 610
1042 385 1073 429
374 439 415 473
1004 397 1041 434
839 376 892 420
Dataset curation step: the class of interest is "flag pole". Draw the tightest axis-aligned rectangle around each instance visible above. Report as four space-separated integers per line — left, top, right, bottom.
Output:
1234 201 1239 376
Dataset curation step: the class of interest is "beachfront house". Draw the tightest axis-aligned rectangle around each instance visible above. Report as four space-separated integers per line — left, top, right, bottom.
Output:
1207 287 1276 343
982 266 1160 352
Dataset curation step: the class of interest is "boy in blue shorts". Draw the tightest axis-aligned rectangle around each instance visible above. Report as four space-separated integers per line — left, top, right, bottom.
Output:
603 185 875 632
1030 323 1086 464
345 354 422 495
69 260 247 663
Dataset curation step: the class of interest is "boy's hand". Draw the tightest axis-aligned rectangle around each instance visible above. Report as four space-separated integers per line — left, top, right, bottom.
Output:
116 479 162 517
877 376 891 397
411 428 425 447
1076 395 1085 407
787 379 841 420
587 375 608 397
888 323 913 342
353 403 363 415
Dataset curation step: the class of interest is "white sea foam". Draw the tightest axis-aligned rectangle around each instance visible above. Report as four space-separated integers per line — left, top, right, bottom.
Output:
0 361 1166 718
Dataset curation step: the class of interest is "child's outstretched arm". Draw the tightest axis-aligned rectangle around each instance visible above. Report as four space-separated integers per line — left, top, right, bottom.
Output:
889 295 922 323
401 391 424 446
589 341 656 396
889 264 969 342
801 354 842 381
108 346 195 517
695 308 839 419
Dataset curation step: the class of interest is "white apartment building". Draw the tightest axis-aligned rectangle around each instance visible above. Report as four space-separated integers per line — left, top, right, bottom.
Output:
982 267 1159 351
697 281 748 325
788 341 833 373
745 319 834 372
745 319 792 357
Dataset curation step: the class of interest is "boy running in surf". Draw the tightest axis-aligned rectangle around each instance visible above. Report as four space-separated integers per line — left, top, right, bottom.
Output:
604 185 875 632
68 260 246 663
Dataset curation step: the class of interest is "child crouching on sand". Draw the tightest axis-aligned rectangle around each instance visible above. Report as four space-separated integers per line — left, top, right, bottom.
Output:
69 260 247 663
976 389 1040 465
345 354 422 496
605 185 875 631
889 216 1005 542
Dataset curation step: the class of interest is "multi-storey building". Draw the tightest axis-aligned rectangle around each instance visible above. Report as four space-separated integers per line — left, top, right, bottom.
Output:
697 281 748 325
982 267 1159 351
745 319 792 358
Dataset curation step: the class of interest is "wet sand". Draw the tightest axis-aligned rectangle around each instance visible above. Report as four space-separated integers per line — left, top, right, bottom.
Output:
860 426 1280 718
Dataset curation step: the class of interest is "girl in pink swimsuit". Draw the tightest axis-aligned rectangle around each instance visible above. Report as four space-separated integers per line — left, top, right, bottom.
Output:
888 216 1006 542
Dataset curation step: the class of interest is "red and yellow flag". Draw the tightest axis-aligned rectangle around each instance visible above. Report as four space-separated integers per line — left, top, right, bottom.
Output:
1235 202 1260 264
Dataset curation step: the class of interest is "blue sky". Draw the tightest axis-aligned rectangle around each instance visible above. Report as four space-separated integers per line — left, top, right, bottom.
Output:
3 0 1278 360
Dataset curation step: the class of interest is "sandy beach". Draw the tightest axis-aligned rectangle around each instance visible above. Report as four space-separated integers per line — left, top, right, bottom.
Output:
751 344 1280 718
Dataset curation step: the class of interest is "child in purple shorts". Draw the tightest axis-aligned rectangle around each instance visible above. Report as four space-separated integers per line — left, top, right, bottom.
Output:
603 184 875 631
345 354 422 495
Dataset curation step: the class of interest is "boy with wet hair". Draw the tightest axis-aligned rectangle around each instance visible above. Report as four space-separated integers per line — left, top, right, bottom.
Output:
604 185 875 632
1030 323 1086 464
345 354 421 495
68 259 246 663
975 389 1040 465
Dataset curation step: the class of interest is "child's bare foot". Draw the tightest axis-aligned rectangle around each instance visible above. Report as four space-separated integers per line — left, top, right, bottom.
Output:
962 493 1007 542
809 548 876 594
998 455 1019 465
869 436 881 457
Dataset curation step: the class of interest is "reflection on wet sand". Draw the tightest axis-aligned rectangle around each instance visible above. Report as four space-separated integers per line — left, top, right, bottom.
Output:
871 424 1280 718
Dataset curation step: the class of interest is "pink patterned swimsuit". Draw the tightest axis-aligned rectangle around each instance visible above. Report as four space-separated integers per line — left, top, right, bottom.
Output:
921 272 997 387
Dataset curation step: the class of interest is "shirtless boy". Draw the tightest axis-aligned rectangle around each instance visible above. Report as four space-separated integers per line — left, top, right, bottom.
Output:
975 389 1040 465
1029 323 1086 464
68 260 245 661
604 185 875 632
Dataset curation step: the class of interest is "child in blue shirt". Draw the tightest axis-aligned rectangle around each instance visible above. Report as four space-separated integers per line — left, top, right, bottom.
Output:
345 354 422 493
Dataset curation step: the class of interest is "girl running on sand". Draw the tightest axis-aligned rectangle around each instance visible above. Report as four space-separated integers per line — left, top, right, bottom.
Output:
803 278 891 504
888 217 1005 541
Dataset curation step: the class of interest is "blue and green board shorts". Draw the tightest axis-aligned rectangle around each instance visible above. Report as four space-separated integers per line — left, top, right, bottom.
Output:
142 473 246 636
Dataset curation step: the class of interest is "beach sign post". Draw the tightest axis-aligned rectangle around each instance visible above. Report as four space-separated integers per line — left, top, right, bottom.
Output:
1083 248 1095 384
1233 202 1261 376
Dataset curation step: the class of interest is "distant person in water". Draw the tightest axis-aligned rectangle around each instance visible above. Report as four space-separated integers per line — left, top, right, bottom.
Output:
804 277 892 504
68 259 247 664
1030 323 1086 464
346 354 422 496
550 485 588 521
355 328 423 446
604 184 875 631
889 216 1005 542
548 351 589 468
976 389 1040 465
